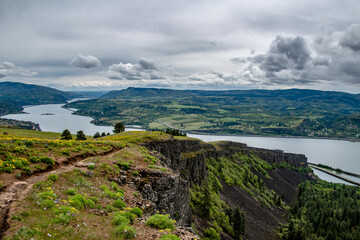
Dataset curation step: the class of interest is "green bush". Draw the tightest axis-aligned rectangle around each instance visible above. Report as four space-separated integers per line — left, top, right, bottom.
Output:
203 227 220 240
104 189 124 200
133 171 139 176
113 213 130 226
69 194 95 210
14 227 35 239
62 149 70 156
123 211 136 225
159 234 181 240
111 181 124 193
64 188 77 195
29 156 40 163
47 174 59 182
145 214 176 230
118 161 130 170
130 207 143 217
40 156 55 166
33 181 51 189
114 224 136 239
113 199 126 209
106 205 116 213
87 164 95 170
21 166 32 175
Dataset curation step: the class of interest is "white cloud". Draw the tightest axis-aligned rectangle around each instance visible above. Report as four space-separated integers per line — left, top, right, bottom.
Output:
69 54 101 68
0 61 38 78
105 58 165 80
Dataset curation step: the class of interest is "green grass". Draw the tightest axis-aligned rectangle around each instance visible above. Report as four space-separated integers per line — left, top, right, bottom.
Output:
145 214 176 230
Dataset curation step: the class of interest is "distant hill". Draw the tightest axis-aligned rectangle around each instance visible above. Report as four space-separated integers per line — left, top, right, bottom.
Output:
101 87 360 106
68 87 360 141
71 91 109 98
0 81 79 115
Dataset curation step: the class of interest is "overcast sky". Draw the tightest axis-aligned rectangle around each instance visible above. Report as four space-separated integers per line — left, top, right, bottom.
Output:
0 0 360 93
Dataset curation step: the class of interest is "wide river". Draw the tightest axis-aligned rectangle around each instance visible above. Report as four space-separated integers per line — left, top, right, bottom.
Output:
2 100 359 185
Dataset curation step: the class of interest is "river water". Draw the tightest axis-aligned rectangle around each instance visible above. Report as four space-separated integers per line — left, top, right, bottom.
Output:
2 101 359 184
1 100 143 136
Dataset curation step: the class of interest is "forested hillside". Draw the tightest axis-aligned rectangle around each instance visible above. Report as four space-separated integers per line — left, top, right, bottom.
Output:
0 81 79 116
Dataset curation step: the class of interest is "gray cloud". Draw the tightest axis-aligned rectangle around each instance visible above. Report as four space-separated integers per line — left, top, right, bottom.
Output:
69 54 101 68
312 57 330 66
105 58 165 80
138 58 157 70
0 61 38 78
340 24 360 51
260 35 311 76
0 1 360 91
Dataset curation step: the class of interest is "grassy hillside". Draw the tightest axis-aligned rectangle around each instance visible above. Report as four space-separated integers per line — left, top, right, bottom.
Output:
0 129 194 240
66 87 360 141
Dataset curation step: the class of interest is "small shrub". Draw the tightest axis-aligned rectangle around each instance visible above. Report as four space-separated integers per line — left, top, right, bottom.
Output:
40 156 55 166
87 164 95 170
203 227 220 240
145 214 176 230
130 207 143 217
113 199 126 209
123 211 136 224
65 188 77 195
62 149 70 156
159 234 181 240
113 213 130 226
111 182 123 193
118 161 130 170
24 140 34 147
29 156 40 163
90 196 99 203
16 173 21 179
14 227 35 239
38 191 56 201
106 205 116 213
41 199 56 209
47 174 59 182
69 194 94 210
33 181 51 189
21 166 32 175
54 205 78 225
133 192 139 198
133 171 139 176
114 224 136 239
104 190 123 200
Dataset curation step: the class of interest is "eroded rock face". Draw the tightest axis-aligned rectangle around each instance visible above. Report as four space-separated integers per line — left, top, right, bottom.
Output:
142 139 308 229
144 140 214 186
135 169 191 226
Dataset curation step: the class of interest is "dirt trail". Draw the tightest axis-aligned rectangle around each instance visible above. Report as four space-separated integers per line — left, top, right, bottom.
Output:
0 147 120 238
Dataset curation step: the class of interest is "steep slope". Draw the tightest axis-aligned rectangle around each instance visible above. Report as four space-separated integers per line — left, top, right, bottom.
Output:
144 139 313 240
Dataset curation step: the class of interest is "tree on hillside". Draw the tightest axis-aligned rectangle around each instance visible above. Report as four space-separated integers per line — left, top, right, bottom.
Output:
76 130 87 140
232 207 245 239
101 132 106 137
93 132 100 138
113 122 125 133
61 129 72 140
